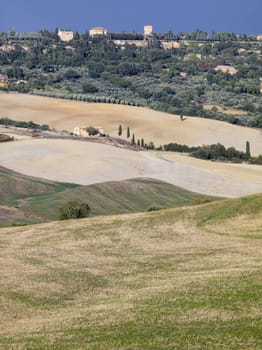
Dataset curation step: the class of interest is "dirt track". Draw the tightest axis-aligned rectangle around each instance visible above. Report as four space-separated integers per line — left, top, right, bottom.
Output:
0 138 261 198
0 93 261 155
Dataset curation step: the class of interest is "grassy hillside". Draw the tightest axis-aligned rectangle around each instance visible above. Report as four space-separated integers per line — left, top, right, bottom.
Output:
0 166 79 203
20 178 217 221
0 194 261 349
0 168 217 226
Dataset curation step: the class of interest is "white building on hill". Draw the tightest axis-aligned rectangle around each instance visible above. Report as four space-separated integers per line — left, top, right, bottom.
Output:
89 27 108 37
144 25 153 37
58 30 74 42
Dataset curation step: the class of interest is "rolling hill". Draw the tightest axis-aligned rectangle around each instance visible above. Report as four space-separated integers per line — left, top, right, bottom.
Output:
0 167 217 226
0 194 261 349
0 93 261 155
1 138 261 199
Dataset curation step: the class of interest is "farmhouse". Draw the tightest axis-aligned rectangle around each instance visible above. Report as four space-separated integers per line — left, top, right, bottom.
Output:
89 27 108 37
214 65 238 75
74 126 105 137
58 30 74 42
74 127 89 137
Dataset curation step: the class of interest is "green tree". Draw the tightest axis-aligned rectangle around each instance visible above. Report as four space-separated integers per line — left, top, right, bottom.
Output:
82 83 98 93
86 126 99 136
141 138 144 147
59 200 90 220
64 69 81 80
137 139 140 147
118 124 122 136
132 133 135 145
127 126 130 138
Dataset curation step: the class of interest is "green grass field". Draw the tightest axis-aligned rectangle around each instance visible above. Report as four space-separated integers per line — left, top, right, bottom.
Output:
0 167 218 226
0 194 261 349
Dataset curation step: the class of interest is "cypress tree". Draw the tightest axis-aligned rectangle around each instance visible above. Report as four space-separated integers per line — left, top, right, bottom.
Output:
246 141 251 158
118 124 122 136
127 126 130 138
132 133 135 145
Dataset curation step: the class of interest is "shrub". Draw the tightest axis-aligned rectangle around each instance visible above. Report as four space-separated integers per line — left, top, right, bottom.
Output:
86 126 99 136
82 83 99 93
192 197 213 205
0 134 14 142
59 200 90 220
147 205 163 212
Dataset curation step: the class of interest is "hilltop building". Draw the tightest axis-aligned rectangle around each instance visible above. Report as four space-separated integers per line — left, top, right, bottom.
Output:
144 25 153 37
58 30 74 42
257 35 262 41
89 27 108 37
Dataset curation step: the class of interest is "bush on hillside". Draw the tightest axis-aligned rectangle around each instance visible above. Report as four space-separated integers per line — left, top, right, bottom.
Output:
0 134 14 142
86 126 99 136
59 200 90 220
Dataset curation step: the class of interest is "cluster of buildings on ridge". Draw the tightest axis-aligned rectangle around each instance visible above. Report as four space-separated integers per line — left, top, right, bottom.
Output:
58 25 153 42
57 25 181 50
1 25 262 92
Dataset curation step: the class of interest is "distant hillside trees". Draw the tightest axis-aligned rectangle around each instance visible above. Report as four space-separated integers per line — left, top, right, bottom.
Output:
0 118 49 130
163 142 255 162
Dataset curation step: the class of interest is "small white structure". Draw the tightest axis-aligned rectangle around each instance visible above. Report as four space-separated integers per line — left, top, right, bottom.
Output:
214 65 238 75
74 127 88 137
58 30 74 42
89 27 108 37
257 35 262 41
161 41 181 50
144 25 153 37
74 126 105 137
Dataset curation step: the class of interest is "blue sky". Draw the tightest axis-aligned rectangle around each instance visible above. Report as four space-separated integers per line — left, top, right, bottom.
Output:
1 0 262 34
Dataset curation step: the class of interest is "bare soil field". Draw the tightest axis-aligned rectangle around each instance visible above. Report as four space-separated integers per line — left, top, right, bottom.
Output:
0 138 261 198
1 93 261 155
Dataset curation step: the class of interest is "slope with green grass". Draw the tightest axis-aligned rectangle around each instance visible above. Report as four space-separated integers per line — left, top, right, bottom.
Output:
20 177 218 221
0 167 219 226
0 194 261 349
0 166 79 203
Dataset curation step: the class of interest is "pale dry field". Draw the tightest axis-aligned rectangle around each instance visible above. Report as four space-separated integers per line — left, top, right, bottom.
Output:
1 93 261 155
0 126 31 140
0 138 262 197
